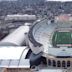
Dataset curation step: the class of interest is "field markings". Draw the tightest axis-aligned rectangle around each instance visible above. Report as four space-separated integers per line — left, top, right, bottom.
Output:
55 33 57 42
71 33 72 38
70 33 72 44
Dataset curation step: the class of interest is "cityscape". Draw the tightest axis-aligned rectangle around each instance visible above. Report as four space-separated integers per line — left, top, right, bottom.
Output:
0 0 72 72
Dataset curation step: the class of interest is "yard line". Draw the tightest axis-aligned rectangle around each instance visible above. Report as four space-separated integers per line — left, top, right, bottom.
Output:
70 33 72 44
55 33 57 42
71 33 72 38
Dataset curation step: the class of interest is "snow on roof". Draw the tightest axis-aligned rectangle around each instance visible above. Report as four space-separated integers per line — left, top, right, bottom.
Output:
38 69 63 72
1 26 29 46
0 46 26 60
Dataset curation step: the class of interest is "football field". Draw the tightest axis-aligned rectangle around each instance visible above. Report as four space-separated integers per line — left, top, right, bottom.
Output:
52 31 72 47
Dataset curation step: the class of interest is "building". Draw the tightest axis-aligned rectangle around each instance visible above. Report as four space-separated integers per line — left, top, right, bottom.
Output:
5 14 36 22
55 14 72 22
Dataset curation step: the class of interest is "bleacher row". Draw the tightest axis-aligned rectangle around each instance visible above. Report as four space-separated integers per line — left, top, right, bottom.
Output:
55 27 72 32
28 19 48 48
28 21 42 47
57 21 72 28
28 18 69 55
31 19 58 55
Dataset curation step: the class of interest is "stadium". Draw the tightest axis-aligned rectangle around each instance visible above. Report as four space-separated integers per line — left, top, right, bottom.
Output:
0 17 72 72
28 17 72 70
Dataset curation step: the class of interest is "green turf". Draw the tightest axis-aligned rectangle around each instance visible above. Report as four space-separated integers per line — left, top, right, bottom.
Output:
52 32 72 47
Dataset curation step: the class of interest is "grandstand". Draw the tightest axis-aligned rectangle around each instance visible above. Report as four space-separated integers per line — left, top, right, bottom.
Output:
28 18 72 71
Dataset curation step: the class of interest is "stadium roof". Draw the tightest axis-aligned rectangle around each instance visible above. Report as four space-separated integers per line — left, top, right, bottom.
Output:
0 47 25 59
0 46 29 60
0 46 30 68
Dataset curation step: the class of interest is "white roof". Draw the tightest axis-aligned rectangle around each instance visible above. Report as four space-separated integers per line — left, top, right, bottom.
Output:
0 47 30 68
24 23 32 26
7 14 35 17
0 59 30 68
5 14 36 21
1 26 29 46
0 46 26 60
38 69 63 72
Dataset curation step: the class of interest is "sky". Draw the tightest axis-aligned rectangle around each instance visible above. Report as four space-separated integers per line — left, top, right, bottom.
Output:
47 0 72 2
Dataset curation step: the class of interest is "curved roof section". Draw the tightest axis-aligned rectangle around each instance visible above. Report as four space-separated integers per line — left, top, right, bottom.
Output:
0 46 30 68
0 46 27 59
1 26 29 46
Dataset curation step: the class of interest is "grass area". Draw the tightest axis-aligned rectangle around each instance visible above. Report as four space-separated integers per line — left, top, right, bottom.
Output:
52 31 72 47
